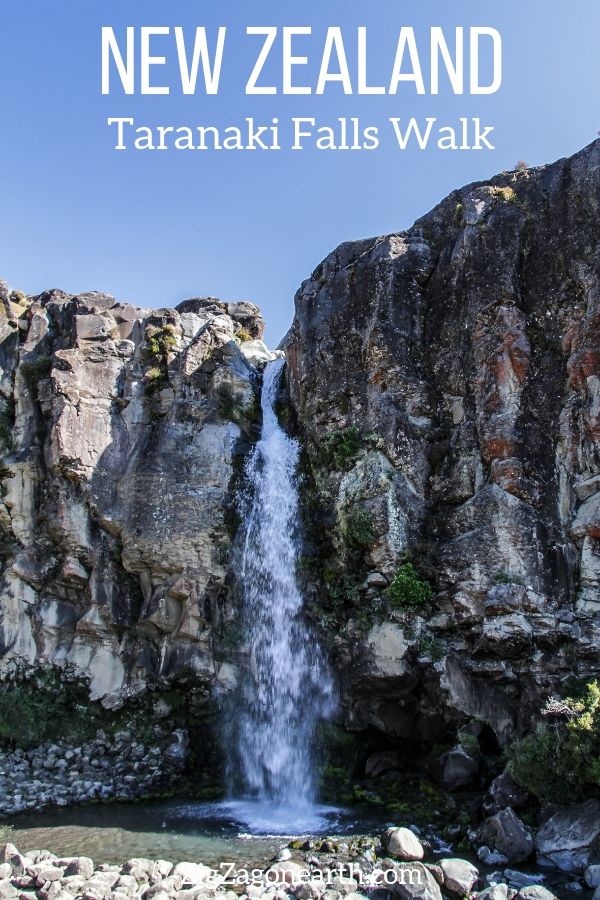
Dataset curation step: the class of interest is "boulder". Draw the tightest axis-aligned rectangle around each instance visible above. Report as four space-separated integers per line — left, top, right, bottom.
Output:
477 887 509 900
385 827 425 861
535 800 600 872
439 858 479 895
171 863 215 886
60 858 95 879
515 888 558 900
484 772 529 814
388 862 442 900
479 809 533 863
266 861 309 886
432 747 479 790
586 865 600 889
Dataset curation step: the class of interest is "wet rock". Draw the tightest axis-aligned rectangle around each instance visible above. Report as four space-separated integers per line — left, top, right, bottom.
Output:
535 800 600 872
586 866 600 889
385 827 425 861
479 809 533 863
477 846 509 867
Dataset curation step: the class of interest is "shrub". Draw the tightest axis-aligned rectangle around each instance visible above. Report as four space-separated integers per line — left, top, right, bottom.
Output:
235 327 254 343
493 570 524 586
508 681 600 803
514 160 529 172
454 202 464 225
319 426 361 470
346 507 375 548
419 633 445 662
0 665 96 748
146 324 177 363
385 563 433 610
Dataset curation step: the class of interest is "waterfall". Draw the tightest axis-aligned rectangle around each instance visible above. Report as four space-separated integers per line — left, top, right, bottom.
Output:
228 357 334 830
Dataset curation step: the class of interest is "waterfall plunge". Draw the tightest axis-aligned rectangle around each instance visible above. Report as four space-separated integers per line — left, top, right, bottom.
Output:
227 358 335 832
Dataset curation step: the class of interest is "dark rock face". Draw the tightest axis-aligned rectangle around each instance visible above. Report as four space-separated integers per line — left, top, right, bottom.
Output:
0 285 268 700
286 140 600 746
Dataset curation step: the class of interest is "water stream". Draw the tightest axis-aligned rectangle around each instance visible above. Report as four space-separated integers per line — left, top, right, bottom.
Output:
225 358 335 832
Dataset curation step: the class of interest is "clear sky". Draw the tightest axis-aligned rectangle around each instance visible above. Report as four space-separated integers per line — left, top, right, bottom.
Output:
1 1 599 344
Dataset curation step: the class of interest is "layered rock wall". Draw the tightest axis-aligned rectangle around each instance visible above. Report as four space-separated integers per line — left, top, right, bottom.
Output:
286 140 600 746
0 285 269 700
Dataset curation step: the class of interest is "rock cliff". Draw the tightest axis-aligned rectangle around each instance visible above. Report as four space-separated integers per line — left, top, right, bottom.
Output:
287 139 600 749
0 285 273 700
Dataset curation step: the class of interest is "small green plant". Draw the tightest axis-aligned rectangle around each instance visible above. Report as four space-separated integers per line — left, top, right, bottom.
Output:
493 571 525 586
418 633 445 662
458 731 481 757
345 507 375 548
508 680 600 803
385 563 433 610
0 665 97 748
319 426 362 470
235 327 254 343
454 202 464 225
146 324 177 362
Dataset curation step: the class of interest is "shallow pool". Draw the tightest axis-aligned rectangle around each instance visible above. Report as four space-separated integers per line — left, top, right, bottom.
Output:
6 799 388 868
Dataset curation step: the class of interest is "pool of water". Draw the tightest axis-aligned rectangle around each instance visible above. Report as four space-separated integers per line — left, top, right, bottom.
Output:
5 799 388 868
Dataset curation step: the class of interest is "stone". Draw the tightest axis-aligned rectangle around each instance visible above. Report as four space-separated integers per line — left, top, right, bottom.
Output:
172 863 216 886
477 887 509 900
484 772 529 814
266 862 309 885
586 866 600 889
515 888 558 900
503 871 545 889
479 809 533 863
439 858 479 895
385 828 425 861
535 800 600 872
432 747 479 790
33 866 64 886
60 858 94 879
478 846 509 866
296 881 327 899
388 862 442 899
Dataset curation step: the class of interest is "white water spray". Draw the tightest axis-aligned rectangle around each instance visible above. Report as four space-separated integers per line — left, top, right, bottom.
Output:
229 358 334 829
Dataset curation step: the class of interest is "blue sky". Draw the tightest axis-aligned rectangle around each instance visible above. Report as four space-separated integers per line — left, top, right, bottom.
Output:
1 1 599 344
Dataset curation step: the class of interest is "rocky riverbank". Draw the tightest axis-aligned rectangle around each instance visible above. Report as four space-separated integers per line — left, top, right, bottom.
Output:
1 825 597 900
0 730 187 818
